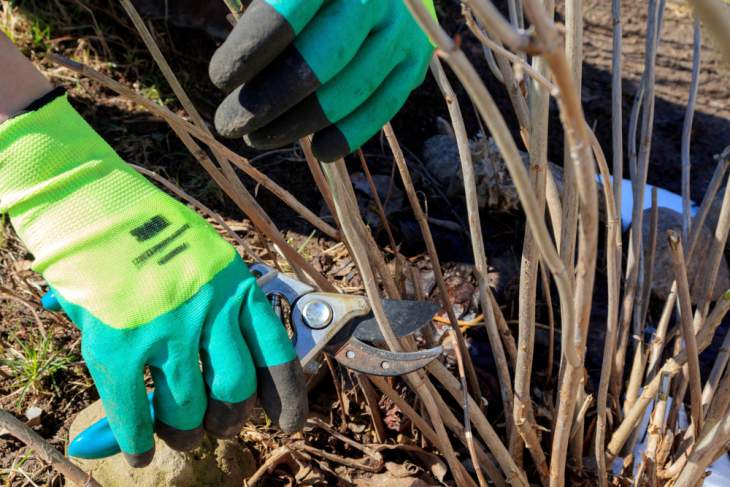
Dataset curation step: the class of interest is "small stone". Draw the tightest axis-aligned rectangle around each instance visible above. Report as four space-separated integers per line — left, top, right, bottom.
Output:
24 405 43 427
68 400 256 487
643 207 730 303
422 134 461 188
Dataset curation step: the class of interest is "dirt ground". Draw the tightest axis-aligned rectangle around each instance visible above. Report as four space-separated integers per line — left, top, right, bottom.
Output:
1 0 729 485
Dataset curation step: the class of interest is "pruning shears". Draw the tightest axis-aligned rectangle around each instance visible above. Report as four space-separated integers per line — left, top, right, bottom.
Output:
44 264 442 460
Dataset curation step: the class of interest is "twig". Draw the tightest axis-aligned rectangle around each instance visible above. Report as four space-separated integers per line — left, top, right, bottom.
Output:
0 410 101 487
681 16 701 241
667 230 703 438
246 445 294 486
694 172 730 322
0 287 46 335
646 156 730 380
463 6 530 136
620 0 664 425
293 441 383 472
639 188 659 327
645 373 671 479
625 190 659 417
673 408 730 486
300 137 338 226
368 375 489 486
406 0 579 375
320 160 476 487
701 328 730 414
464 0 537 54
383 123 483 408
611 0 624 231
591 118 622 485
512 2 554 477
323 354 348 427
429 57 515 435
354 374 386 444
540 262 556 384
607 294 730 459
382 123 486 486
427 362 529 486
464 10 557 94
356 150 399 261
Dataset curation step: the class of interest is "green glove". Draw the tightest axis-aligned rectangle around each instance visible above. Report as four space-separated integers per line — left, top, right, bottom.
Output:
0 91 307 467
209 0 436 162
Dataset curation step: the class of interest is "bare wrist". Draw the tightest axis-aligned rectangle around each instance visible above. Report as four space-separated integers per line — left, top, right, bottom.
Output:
0 33 53 124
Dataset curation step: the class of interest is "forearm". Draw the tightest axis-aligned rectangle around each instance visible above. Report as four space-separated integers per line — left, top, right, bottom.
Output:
0 32 53 123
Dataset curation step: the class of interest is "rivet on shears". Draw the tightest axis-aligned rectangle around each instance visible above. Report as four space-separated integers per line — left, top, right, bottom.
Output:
302 300 333 329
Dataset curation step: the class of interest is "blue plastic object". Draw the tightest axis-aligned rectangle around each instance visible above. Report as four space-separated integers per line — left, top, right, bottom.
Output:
41 290 61 312
67 391 155 459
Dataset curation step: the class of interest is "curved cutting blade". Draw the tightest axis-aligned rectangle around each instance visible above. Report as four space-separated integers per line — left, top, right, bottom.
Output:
347 299 440 343
332 337 443 376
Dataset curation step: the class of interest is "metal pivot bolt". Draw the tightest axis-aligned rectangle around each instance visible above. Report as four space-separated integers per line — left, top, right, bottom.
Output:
302 300 333 329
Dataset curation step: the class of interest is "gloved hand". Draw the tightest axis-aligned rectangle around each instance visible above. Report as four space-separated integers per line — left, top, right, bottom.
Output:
0 90 308 467
209 0 436 162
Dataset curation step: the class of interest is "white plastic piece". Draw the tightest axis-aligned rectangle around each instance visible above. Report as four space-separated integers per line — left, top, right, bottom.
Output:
597 177 698 230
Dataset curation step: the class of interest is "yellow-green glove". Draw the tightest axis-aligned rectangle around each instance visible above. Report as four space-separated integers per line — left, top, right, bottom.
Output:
0 91 307 467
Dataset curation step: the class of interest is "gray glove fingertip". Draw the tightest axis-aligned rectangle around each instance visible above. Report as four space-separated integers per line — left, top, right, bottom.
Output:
258 359 308 433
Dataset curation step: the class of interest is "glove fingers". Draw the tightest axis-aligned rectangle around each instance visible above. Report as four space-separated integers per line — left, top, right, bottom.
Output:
245 28 407 150
312 58 431 162
200 299 258 438
214 45 320 138
214 0 383 139
244 94 329 150
234 262 307 431
84 357 154 467
209 0 324 92
257 359 308 433
148 347 207 452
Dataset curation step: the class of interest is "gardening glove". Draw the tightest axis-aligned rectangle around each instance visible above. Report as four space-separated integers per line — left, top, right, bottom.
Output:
0 90 308 467
209 0 436 162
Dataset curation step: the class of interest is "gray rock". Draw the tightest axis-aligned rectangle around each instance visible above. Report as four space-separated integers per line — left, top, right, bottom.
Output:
642 207 730 303
69 400 256 487
422 134 530 212
350 172 404 229
422 134 461 188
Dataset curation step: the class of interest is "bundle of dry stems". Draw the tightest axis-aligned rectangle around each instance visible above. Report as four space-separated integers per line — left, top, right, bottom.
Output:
4 0 730 485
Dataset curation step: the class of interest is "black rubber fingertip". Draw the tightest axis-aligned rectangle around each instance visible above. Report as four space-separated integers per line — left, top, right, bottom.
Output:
124 447 155 468
213 46 320 139
311 126 352 163
214 85 253 138
258 360 308 433
204 396 256 439
155 421 204 452
244 95 331 150
209 0 295 92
